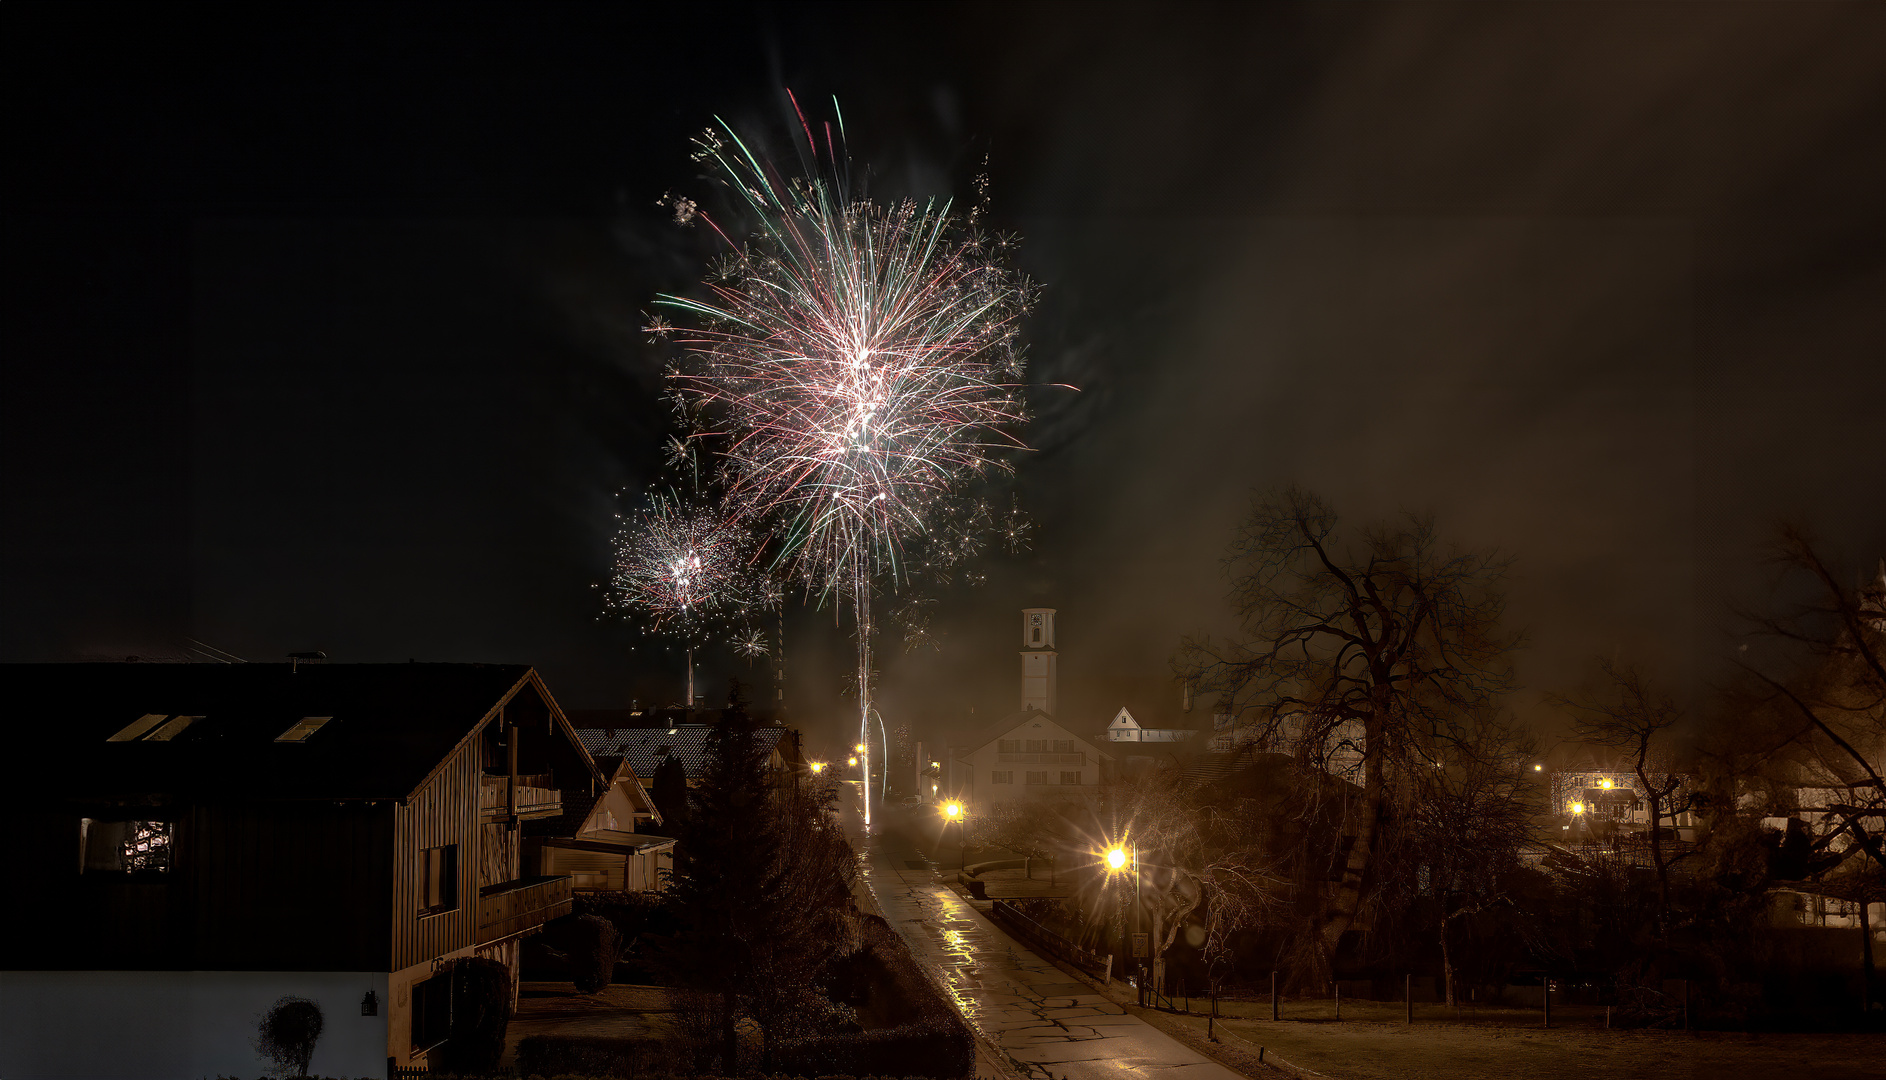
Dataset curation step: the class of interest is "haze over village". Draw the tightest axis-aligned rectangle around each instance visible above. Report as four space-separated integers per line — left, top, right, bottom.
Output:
3 4 1883 1080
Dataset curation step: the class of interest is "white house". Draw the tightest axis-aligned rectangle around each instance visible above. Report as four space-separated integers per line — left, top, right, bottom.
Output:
1104 706 1200 744
951 609 1114 808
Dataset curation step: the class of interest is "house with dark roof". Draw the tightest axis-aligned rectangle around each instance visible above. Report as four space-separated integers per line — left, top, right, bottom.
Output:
950 707 1114 811
575 720 794 793
526 756 676 893
0 662 601 1080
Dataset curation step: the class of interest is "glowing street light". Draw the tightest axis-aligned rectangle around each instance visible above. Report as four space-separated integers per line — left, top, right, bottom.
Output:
809 761 826 774
1107 846 1127 871
945 801 962 821
848 756 858 767
1571 801 1586 815
1533 764 1544 772
1600 778 1614 790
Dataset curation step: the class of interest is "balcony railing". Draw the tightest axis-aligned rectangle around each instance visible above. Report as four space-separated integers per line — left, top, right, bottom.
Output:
997 753 1085 765
479 774 562 821
476 874 573 944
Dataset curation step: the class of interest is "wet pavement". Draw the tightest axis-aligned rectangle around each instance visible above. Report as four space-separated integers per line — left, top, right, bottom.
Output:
847 804 1250 1080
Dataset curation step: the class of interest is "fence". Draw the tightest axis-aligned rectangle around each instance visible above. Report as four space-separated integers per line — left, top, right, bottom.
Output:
989 899 1109 978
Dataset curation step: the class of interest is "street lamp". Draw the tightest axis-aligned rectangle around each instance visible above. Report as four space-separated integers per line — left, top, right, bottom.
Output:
1105 842 1145 1003
809 761 825 775
848 756 858 767
1571 801 1586 815
944 801 964 869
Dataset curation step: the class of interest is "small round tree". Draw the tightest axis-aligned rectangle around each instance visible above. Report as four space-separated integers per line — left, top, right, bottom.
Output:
429 956 514 1073
254 995 324 1078
569 913 623 994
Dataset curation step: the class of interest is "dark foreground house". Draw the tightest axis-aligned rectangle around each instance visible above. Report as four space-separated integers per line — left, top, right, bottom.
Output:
0 662 601 1079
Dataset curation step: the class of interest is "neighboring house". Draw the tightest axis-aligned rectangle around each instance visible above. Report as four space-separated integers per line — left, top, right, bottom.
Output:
574 721 794 793
526 757 675 893
1543 741 1698 841
953 707 1114 810
1104 706 1200 745
1 662 600 1080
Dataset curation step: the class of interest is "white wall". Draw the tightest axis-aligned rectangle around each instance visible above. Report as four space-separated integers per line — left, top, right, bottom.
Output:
0 970 389 1080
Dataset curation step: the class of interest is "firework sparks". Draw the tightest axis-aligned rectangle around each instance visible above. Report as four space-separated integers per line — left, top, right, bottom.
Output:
607 492 755 633
655 99 1037 823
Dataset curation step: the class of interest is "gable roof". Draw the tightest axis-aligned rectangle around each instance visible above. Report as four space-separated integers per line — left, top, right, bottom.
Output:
960 707 1113 760
575 723 788 781
10 662 597 801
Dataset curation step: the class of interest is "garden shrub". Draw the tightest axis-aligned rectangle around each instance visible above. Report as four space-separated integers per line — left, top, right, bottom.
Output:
429 956 513 1073
568 913 624 994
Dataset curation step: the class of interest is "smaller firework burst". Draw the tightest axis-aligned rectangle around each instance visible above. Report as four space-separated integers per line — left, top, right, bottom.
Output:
608 492 755 635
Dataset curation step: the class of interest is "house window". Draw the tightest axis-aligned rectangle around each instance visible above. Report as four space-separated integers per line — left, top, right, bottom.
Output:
411 972 452 1051
1053 740 1073 753
1060 771 1081 786
1025 739 1044 753
998 739 1020 753
80 818 173 873
420 845 458 914
992 771 1013 784
1025 771 1047 786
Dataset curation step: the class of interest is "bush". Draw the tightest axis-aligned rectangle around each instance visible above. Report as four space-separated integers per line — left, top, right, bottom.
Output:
429 956 513 1073
771 1016 974 1078
512 1034 669 1076
253 995 324 1078
569 914 624 994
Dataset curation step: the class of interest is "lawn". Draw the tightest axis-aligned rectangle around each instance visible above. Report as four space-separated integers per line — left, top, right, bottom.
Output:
1167 996 1886 1080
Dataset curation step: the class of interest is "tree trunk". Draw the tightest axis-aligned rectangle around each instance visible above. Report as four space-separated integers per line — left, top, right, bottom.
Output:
721 990 739 1073
1440 910 1455 1007
1320 719 1385 970
1863 894 1877 1016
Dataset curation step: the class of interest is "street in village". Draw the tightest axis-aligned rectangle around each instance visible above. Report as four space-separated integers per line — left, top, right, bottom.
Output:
843 801 1250 1080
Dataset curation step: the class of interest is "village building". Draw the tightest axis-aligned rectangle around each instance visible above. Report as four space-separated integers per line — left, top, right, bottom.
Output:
1 662 601 1080
950 609 1114 808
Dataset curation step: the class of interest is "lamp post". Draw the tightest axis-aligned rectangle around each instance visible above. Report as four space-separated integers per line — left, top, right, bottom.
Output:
1107 843 1142 1002
945 801 964 869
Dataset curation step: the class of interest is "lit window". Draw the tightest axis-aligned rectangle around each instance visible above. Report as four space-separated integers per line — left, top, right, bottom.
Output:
275 716 334 743
80 818 173 872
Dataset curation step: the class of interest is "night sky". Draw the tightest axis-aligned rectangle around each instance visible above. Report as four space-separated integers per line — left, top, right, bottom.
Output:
5 3 1883 755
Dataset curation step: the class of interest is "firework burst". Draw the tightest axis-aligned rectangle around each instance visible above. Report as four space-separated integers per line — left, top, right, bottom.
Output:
654 97 1037 822
607 492 756 635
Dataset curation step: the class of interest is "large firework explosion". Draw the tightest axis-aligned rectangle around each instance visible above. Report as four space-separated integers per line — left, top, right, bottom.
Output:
652 98 1035 824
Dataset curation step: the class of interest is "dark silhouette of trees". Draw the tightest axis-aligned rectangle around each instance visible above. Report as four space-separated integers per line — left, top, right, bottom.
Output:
652 752 689 835
1178 486 1517 985
659 680 859 1070
1553 659 1696 937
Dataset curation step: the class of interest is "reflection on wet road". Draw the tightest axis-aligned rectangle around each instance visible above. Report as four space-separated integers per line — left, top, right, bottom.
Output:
849 808 1247 1080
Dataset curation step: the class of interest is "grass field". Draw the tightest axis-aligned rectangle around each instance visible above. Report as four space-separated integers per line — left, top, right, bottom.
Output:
1163 996 1886 1080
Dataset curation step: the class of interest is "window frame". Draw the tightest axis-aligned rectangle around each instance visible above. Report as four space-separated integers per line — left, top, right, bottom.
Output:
418 844 458 916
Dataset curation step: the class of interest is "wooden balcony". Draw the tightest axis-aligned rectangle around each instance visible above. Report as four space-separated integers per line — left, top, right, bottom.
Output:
476 874 572 944
479 774 562 821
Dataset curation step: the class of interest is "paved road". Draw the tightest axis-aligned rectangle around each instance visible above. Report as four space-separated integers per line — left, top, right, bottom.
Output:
846 804 1249 1080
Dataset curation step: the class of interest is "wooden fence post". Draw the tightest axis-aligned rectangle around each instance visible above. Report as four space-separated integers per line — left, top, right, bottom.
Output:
1272 970 1280 1021
1105 954 1113 986
1543 979 1551 1029
1406 974 1413 1024
1335 980 1341 1021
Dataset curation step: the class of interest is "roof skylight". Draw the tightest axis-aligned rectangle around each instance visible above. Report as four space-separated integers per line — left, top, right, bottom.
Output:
275 716 334 743
110 714 203 742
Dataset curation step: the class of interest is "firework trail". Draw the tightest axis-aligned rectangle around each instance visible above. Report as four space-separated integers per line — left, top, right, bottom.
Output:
652 97 1035 824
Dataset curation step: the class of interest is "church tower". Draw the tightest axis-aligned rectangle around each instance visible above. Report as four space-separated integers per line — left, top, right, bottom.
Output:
1021 608 1058 716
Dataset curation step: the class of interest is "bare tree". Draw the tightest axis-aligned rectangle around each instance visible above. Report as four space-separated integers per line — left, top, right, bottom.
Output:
1178 486 1517 983
1409 708 1538 1005
1552 659 1696 936
1732 529 1886 1001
